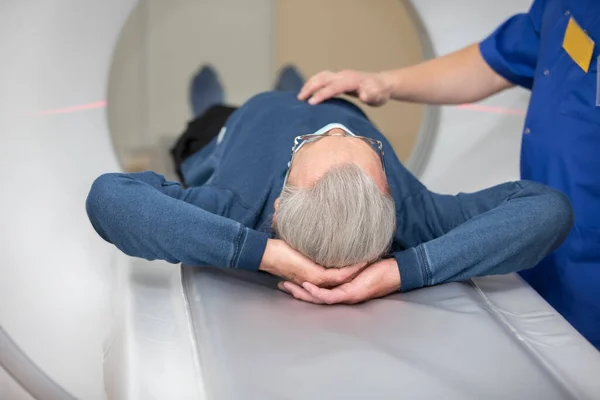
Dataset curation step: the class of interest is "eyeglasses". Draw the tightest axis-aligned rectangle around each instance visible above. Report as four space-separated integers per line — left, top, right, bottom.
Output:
281 131 386 188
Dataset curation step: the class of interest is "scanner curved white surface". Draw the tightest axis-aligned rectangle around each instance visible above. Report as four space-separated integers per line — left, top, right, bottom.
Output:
1 1 599 400
0 2 136 399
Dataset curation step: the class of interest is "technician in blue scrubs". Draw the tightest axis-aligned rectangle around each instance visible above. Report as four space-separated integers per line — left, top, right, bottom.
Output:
299 0 600 350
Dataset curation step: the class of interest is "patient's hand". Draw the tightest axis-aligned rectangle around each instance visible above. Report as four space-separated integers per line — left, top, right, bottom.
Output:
279 258 401 305
259 239 365 288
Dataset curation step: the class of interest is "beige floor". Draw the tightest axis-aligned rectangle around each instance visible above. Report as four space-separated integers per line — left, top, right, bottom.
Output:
109 0 424 175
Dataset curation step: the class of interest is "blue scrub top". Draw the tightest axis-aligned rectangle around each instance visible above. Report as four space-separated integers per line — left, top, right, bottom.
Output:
480 0 600 349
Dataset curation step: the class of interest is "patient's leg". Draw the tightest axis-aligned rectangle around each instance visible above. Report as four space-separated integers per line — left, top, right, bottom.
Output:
171 65 236 183
170 105 237 184
189 65 224 117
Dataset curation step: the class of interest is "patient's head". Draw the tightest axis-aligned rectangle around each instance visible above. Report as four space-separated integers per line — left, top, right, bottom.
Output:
274 129 396 268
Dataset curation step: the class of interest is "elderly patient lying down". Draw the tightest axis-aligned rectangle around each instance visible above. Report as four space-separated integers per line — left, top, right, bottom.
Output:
86 88 573 305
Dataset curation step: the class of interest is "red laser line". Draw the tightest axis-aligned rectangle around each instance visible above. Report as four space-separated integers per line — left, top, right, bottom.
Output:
456 103 526 116
25 101 107 117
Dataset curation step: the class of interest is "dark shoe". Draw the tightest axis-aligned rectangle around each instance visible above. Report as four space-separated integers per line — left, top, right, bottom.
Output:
274 65 305 92
189 65 224 117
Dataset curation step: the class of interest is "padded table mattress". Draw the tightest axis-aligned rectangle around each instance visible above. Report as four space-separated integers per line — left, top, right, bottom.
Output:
182 267 600 400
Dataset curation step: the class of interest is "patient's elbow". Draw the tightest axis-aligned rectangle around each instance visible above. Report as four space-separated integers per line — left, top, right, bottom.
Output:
86 173 125 240
87 174 121 212
541 186 574 249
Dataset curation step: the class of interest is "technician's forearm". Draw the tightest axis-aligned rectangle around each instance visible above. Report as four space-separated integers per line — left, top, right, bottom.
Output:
382 43 513 105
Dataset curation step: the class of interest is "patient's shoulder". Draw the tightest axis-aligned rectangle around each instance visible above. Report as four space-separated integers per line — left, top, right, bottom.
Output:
243 91 302 109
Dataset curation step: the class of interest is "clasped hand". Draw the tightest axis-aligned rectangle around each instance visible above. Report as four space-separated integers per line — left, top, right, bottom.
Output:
259 239 401 305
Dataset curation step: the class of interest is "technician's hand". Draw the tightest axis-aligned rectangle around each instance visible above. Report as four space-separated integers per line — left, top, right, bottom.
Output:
259 239 365 288
279 258 401 304
298 70 393 106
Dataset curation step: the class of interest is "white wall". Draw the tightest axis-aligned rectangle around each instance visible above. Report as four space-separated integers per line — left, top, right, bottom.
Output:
415 0 532 193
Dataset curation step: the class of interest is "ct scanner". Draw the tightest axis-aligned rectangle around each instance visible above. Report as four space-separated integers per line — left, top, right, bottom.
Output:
1 1 600 399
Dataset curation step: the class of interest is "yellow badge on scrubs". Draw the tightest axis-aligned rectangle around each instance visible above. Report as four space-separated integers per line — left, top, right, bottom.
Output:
563 17 595 73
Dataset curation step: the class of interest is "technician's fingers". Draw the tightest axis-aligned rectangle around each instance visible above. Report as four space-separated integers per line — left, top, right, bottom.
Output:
297 71 334 101
307 80 356 105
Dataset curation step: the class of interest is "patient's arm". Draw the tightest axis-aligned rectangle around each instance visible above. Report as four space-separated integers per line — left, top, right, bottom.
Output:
284 180 573 304
394 181 574 291
86 171 267 270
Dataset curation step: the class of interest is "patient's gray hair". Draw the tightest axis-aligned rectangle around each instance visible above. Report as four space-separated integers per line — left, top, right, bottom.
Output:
275 163 396 268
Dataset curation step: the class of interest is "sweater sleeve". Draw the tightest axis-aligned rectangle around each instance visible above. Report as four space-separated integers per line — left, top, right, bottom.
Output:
393 181 574 291
85 171 268 270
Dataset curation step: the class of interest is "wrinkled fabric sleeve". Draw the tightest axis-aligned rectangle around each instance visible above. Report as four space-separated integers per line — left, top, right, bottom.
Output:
86 171 267 271
394 181 573 291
